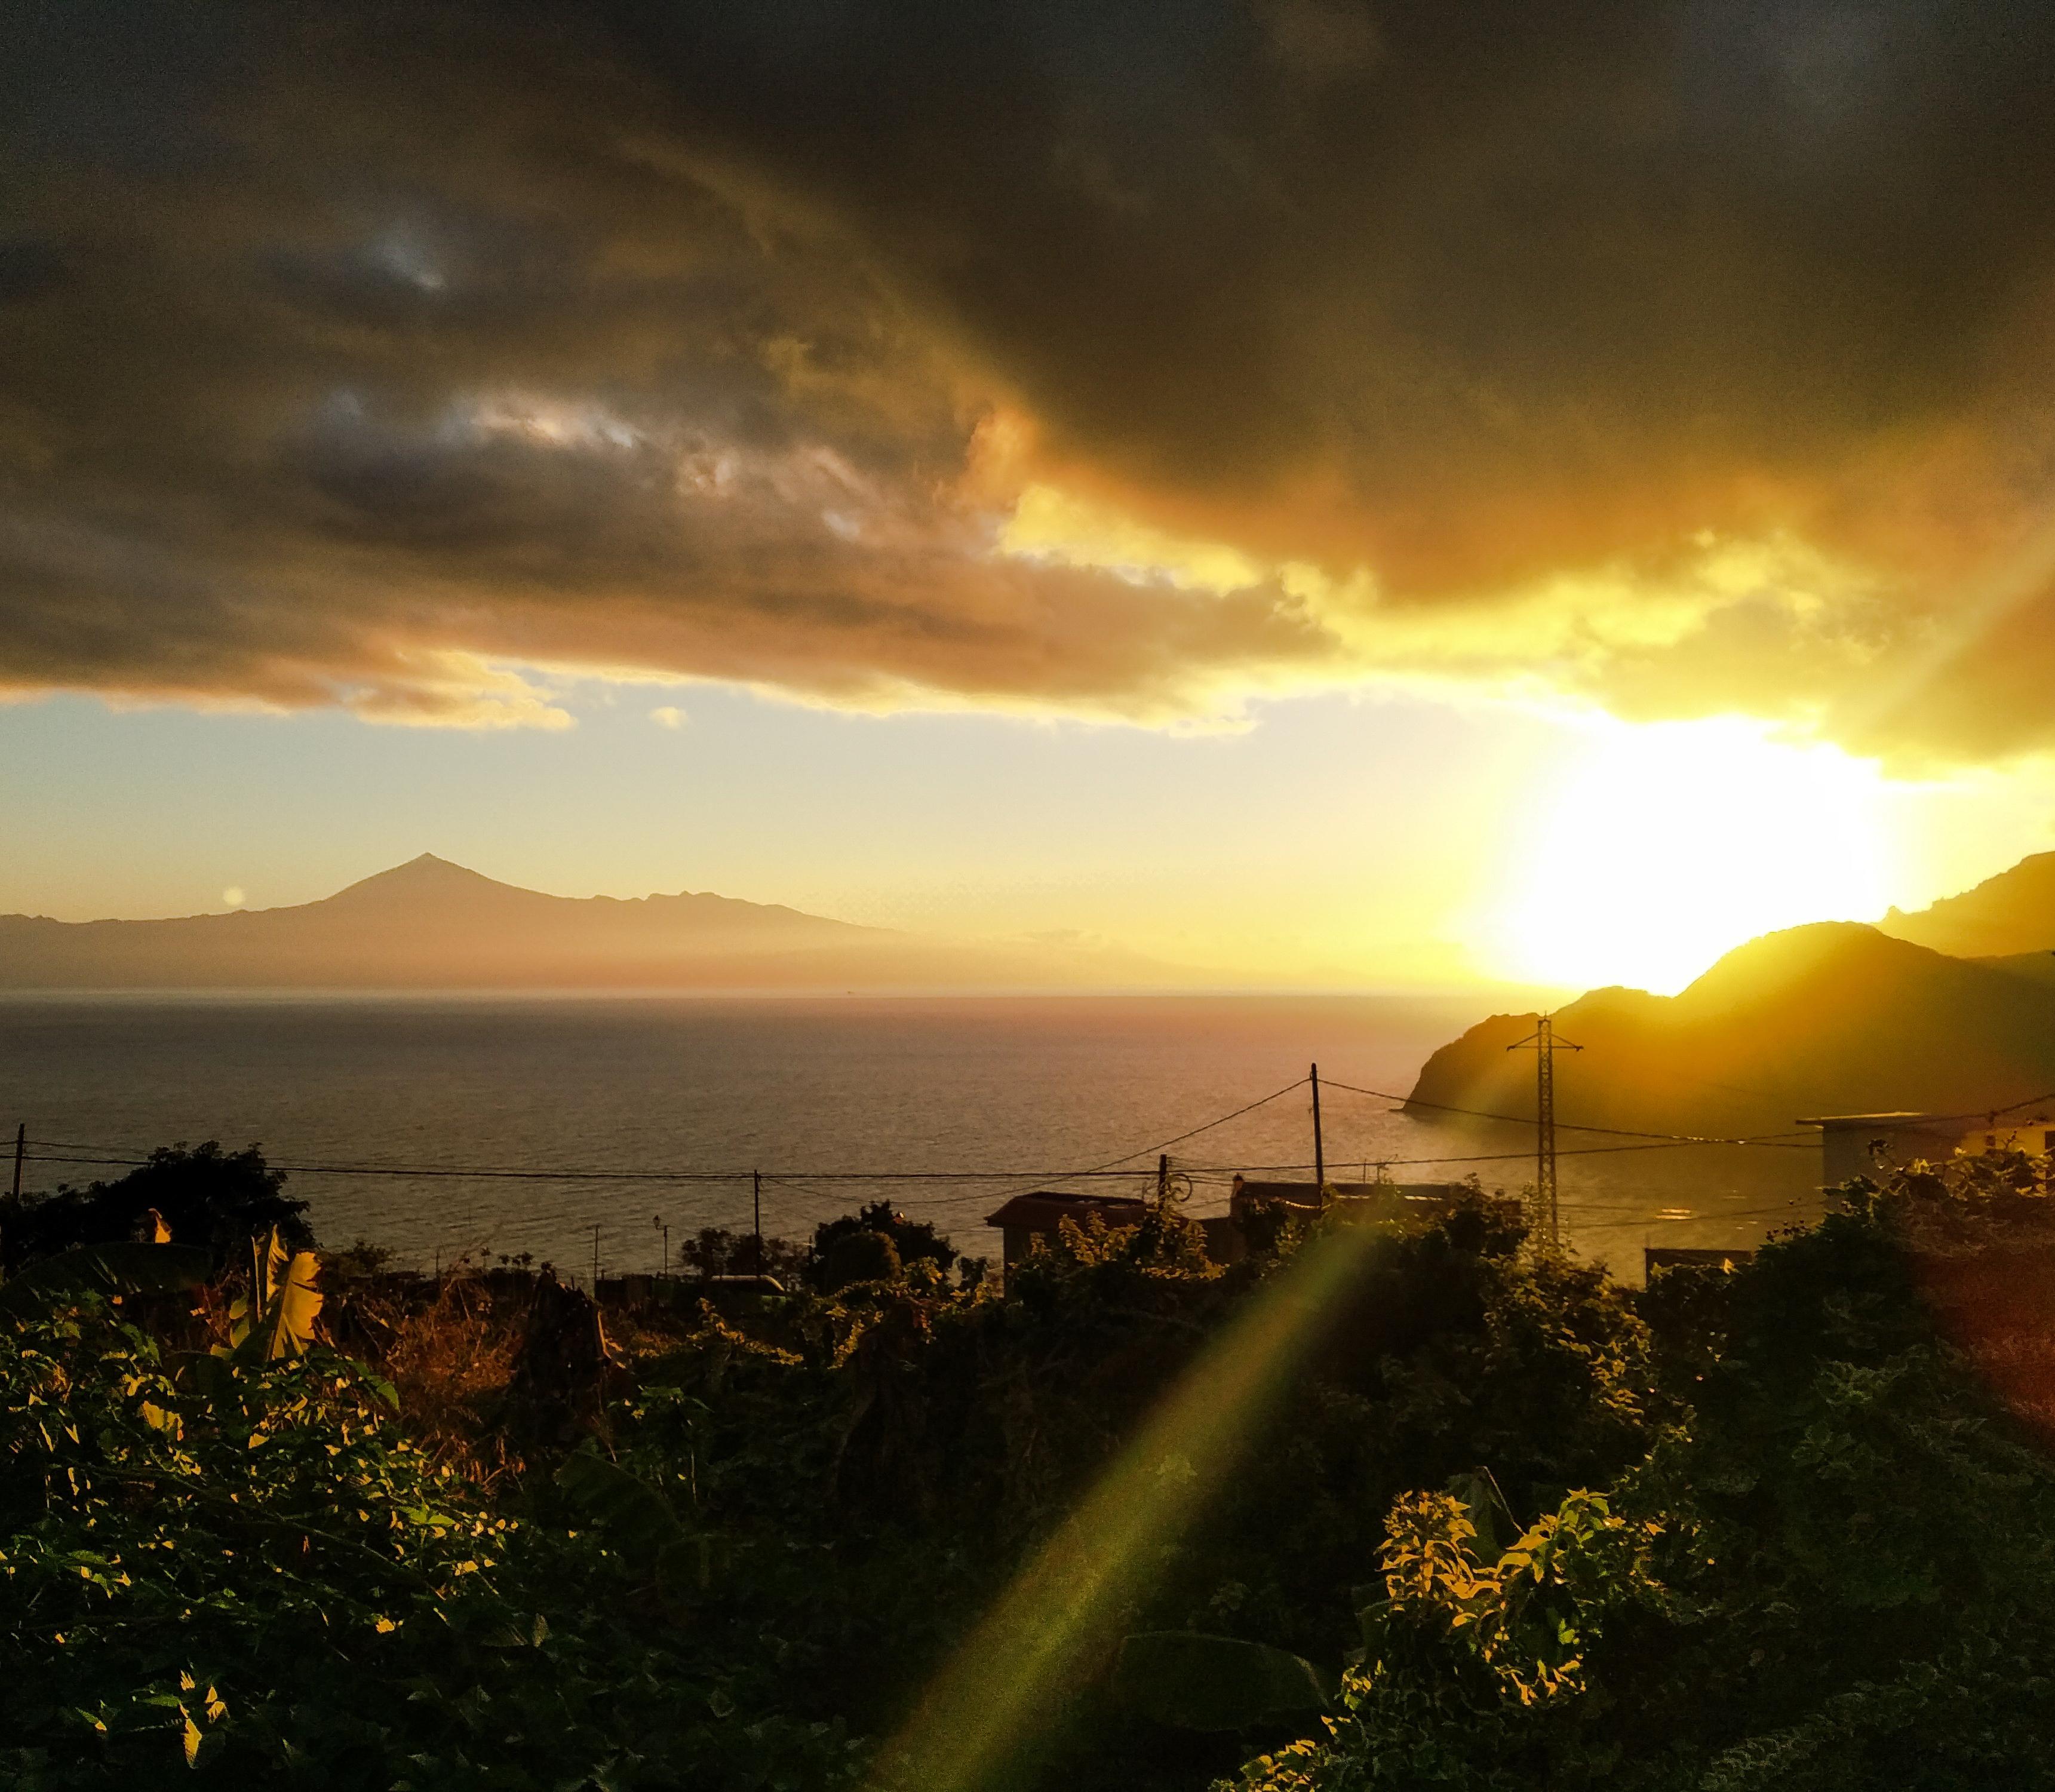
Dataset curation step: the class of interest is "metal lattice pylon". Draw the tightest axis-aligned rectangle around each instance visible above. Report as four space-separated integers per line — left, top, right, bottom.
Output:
1508 1014 1581 1249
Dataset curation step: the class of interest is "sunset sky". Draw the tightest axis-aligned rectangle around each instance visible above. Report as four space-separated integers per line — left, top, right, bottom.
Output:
7 1 2055 992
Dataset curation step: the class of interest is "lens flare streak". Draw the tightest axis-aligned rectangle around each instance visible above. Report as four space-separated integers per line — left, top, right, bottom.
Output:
872 1226 1383 1792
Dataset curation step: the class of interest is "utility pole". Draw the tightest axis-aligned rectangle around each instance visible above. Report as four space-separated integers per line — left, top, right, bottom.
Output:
1508 1014 1581 1250
1310 1063 1326 1202
654 1213 668 1278
752 1170 763 1276
5 1122 20 1266
591 1222 601 1291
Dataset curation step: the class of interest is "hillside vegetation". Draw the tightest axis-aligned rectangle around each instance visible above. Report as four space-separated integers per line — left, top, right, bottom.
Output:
5 1147 2055 1789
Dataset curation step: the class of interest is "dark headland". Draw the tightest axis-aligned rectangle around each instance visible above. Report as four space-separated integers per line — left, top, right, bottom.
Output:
1408 854 2055 1137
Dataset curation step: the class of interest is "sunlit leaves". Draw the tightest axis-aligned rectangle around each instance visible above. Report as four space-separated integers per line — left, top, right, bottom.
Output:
222 1228 324 1363
0 1295 863 1788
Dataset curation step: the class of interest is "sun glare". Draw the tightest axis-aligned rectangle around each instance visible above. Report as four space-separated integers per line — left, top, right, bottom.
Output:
1486 717 1896 996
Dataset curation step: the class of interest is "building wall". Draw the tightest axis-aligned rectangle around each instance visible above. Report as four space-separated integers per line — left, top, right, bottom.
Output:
1819 1124 1964 1188
1817 1119 2055 1188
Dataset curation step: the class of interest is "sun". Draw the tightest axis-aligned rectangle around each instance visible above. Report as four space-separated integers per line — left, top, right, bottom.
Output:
1484 717 1896 996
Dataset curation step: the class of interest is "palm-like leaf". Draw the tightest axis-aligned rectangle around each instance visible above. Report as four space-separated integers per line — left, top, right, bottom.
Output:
1113 1631 1334 1731
0 1243 211 1318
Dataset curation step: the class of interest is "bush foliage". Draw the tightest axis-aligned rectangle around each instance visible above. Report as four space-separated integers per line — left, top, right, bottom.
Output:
6 1148 2055 1790
1235 1165 2055 1792
1 1143 311 1273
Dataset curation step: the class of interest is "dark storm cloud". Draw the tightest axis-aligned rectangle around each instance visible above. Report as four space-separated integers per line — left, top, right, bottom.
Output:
4 1 2055 754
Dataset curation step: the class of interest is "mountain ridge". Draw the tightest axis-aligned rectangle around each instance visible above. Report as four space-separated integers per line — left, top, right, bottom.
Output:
0 856 1173 991
1406 917 2055 1140
1879 851 2055 959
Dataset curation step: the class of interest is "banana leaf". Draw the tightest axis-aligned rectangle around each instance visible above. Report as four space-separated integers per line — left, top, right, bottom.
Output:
224 1227 324 1361
0 1242 211 1318
555 1447 709 1592
1113 1631 1335 1731
555 1447 691 1553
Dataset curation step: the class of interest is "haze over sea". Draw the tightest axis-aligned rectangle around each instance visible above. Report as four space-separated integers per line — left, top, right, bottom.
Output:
0 993 1814 1278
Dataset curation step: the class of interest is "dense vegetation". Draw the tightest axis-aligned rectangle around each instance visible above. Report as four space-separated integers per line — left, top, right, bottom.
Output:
5 1147 2055 1788
0 1143 311 1273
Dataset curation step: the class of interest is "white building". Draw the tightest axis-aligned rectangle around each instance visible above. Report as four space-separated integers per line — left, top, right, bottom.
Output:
1800 1111 2055 1189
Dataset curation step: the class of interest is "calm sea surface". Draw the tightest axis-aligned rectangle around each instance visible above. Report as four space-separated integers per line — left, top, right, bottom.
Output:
0 994 1816 1279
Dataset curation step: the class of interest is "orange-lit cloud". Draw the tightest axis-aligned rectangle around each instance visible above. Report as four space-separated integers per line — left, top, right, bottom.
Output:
6 4 2055 765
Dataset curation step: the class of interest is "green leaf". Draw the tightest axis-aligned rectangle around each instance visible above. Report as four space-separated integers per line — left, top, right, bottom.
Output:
481 1614 552 1649
262 1248 324 1359
230 1230 324 1362
1113 1631 1335 1731
0 1244 211 1320
1447 1468 1516 1561
555 1449 690 1556
170 1351 238 1399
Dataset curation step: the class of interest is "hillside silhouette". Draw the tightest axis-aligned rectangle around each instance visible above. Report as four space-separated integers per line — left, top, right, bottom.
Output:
1879 851 2055 959
0 855 1178 991
1407 920 2055 1138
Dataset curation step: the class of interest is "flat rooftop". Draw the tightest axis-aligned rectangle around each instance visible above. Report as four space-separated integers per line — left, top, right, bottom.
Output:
1796 1113 1948 1128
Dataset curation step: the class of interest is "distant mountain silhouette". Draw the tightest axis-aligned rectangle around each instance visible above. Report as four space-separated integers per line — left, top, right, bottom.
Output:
1879 852 2055 958
0 855 1178 990
1407 921 2055 1139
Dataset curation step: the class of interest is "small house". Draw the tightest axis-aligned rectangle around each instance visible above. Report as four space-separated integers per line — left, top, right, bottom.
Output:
982 1190 1151 1269
1799 1112 2055 1190
982 1188 1240 1274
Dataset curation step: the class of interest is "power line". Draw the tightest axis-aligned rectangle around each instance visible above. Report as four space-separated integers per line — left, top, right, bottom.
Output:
1047 1076 1311 1181
18 1149 1244 1185
1323 1074 2055 1143
17 1121 1811 1189
23 1033 2044 1208
1510 1014 1575 1251
1306 1138 1721 1173
6 1058 1836 1252
1822 1088 2055 1130
1381 1137 1810 1166
1316 1079 1816 1146
13 1080 1314 1196
23 1149 747 1183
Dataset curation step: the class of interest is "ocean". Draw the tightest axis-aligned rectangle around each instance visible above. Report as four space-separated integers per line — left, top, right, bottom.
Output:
0 993 1816 1279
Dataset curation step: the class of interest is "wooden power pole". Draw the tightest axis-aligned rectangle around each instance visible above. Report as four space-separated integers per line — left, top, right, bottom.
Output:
1310 1063 1325 1202
6 1124 21 1263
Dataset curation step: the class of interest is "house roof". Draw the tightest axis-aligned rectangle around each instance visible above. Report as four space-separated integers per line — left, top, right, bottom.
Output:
1797 1112 2051 1130
984 1190 1149 1231
1796 1112 1946 1128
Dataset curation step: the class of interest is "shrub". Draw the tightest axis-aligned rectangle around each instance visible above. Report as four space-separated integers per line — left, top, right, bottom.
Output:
1 1143 310 1272
0 1294 862 1790
809 1201 954 1289
1233 1161 2055 1792
675 1224 808 1282
819 1227 903 1291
